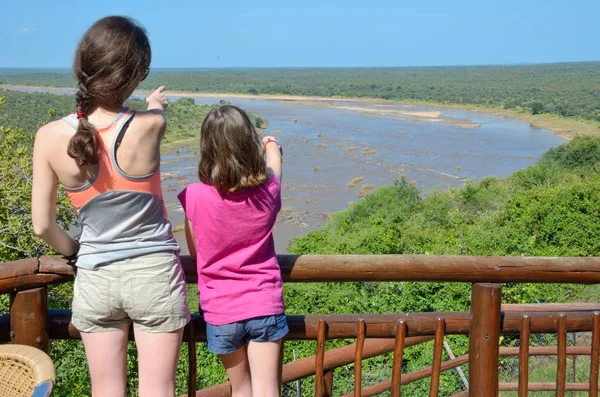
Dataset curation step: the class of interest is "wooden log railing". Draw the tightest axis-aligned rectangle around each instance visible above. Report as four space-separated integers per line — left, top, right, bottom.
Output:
1 254 600 397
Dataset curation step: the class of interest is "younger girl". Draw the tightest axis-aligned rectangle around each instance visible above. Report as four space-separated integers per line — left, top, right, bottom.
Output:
178 105 287 397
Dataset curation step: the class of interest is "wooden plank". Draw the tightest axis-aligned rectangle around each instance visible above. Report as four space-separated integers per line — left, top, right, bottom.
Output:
430 318 445 397
0 258 38 280
519 315 530 397
556 314 567 396
448 391 469 397
10 287 48 352
354 319 365 397
26 254 600 284
275 255 600 284
38 255 76 276
590 312 600 397
6 254 600 285
469 283 501 397
322 370 333 397
391 320 407 397
45 311 600 342
0 274 73 295
315 319 326 397
499 382 589 391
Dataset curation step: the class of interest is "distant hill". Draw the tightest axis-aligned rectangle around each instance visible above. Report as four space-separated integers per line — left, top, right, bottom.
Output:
2 62 600 122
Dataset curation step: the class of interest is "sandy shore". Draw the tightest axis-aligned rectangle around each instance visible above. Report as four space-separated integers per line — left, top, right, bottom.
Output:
3 84 594 139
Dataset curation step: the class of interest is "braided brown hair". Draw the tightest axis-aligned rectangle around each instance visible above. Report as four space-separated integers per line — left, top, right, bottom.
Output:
68 16 151 166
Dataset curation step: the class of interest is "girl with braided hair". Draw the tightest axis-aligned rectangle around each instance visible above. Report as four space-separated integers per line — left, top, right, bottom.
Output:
31 16 189 397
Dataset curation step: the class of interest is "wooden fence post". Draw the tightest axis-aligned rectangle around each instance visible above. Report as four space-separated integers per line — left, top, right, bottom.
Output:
322 369 333 397
10 287 49 352
469 283 501 397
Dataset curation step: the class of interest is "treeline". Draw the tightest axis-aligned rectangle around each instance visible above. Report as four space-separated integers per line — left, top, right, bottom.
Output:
286 135 600 394
0 89 263 143
2 62 600 122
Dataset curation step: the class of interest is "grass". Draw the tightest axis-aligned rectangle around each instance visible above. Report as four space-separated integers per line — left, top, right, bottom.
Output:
363 149 377 155
313 167 321 172
347 147 358 152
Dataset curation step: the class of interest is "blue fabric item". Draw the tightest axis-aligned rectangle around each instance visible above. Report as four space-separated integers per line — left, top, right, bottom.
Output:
206 314 288 355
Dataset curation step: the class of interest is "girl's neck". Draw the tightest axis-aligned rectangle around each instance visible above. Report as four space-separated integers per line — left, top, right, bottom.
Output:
87 104 127 125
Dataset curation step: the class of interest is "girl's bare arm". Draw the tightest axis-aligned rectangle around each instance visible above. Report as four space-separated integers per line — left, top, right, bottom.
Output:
31 128 79 256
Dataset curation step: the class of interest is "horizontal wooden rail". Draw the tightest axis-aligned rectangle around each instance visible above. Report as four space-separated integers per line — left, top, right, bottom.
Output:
3 255 600 289
499 382 590 391
15 309 596 342
2 255 600 397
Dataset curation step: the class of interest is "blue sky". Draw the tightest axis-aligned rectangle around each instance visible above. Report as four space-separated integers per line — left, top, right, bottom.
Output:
1 0 599 68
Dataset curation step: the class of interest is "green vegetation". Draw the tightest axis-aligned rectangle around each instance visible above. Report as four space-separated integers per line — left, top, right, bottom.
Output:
2 62 600 123
2 84 600 395
285 136 600 395
0 89 264 145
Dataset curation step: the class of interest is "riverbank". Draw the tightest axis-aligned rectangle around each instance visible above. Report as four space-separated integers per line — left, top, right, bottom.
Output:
156 90 599 140
2 84 597 140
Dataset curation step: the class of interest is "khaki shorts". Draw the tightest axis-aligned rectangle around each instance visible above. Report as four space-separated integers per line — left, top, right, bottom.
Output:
72 251 191 333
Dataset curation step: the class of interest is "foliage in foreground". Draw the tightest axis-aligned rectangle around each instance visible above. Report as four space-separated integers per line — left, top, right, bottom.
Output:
286 136 600 395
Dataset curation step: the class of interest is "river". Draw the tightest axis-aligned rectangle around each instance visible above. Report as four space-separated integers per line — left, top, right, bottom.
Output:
5 86 566 253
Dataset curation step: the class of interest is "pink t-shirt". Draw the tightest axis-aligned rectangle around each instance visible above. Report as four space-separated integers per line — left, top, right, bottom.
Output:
177 175 284 325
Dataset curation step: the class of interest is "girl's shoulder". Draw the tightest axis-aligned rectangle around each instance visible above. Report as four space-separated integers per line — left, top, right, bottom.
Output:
181 182 208 195
263 173 281 193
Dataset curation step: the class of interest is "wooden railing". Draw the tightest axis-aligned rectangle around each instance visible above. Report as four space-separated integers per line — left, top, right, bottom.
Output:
1 254 600 396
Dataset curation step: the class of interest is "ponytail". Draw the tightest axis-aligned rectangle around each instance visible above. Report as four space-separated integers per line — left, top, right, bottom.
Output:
67 80 99 166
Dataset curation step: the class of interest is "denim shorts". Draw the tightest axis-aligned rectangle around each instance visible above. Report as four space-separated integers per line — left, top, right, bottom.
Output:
206 314 289 355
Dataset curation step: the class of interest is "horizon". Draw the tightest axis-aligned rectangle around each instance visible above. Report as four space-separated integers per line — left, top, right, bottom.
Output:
1 60 600 72
2 0 599 68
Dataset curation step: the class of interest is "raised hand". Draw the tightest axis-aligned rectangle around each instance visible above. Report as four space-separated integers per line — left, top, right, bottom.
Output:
146 86 168 111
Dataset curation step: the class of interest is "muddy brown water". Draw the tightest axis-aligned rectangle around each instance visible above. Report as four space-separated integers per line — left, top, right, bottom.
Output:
160 95 565 254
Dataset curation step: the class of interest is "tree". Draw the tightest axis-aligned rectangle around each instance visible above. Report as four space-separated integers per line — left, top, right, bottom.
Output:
530 101 545 115
255 117 265 128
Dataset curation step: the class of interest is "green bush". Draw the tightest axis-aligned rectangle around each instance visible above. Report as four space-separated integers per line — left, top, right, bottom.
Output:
287 136 600 395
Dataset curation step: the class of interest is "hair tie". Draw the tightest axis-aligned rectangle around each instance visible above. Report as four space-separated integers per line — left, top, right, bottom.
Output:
76 109 86 119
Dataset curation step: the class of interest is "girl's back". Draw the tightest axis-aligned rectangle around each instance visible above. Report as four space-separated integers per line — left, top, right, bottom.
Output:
180 105 287 397
179 174 283 326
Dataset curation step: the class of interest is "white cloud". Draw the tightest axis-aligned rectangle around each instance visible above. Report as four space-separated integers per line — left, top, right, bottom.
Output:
17 25 36 35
